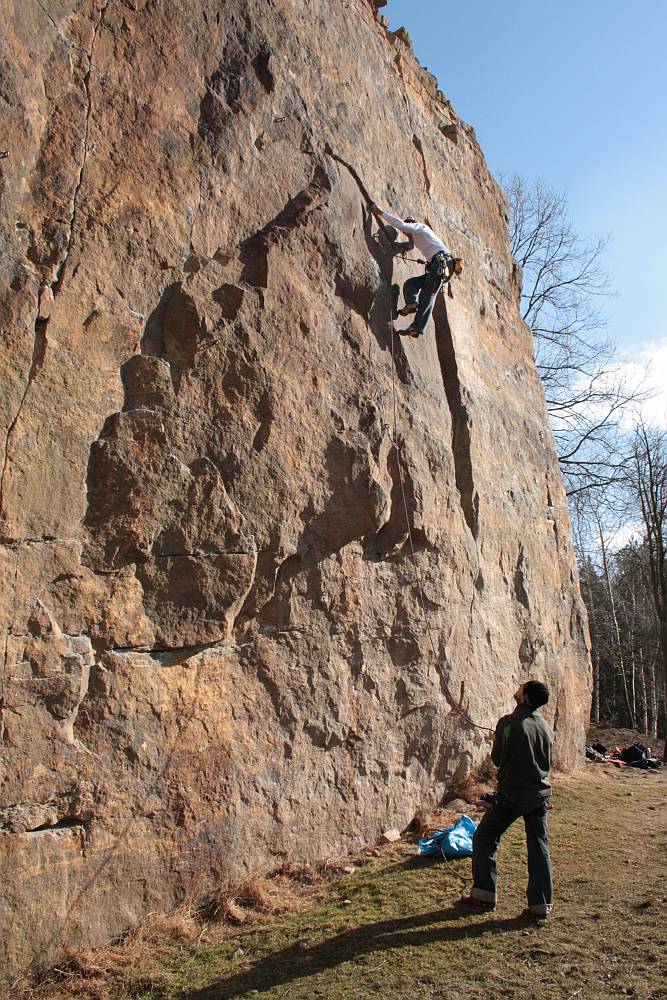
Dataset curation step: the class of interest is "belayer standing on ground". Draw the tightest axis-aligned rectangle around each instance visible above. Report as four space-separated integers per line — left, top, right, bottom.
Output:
369 203 463 338
461 680 554 919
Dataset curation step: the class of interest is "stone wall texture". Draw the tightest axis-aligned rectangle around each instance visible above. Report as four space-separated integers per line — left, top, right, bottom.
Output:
0 0 591 977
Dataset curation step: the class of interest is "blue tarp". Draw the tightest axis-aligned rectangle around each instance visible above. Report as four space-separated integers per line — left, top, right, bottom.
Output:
418 815 477 859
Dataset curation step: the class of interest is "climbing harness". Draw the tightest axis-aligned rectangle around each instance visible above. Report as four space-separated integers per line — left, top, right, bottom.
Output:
428 251 461 284
430 250 450 278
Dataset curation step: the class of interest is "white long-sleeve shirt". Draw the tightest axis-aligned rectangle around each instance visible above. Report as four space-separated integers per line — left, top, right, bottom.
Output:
379 209 449 261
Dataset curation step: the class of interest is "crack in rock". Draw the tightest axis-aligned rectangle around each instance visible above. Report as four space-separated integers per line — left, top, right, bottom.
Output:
412 134 432 196
111 641 228 665
433 295 479 538
52 0 110 297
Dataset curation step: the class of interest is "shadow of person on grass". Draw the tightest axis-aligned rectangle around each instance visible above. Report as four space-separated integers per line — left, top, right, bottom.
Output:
183 907 528 999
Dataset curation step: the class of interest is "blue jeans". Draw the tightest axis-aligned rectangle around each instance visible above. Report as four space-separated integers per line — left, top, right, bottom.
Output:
403 256 447 332
470 793 553 915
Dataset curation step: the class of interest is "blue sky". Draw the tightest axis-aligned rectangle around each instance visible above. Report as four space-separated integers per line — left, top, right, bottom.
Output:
386 0 667 374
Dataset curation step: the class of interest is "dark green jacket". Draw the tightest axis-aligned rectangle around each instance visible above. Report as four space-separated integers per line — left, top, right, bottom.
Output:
491 704 553 800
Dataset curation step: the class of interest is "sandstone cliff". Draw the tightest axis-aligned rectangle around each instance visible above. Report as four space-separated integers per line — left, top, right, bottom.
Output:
0 0 590 976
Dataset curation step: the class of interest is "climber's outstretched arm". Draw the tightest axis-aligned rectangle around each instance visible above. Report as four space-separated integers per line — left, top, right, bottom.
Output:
370 203 420 237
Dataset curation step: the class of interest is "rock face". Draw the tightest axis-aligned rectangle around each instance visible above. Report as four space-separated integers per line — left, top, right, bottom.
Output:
0 0 590 976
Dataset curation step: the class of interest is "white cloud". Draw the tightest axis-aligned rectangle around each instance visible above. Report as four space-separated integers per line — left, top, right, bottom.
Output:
549 337 667 440
617 337 667 428
605 521 643 553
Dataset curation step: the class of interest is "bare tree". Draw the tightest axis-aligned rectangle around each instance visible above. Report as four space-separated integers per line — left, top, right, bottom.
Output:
614 541 661 738
503 175 646 497
574 502 663 737
570 493 602 721
593 505 637 728
630 421 667 757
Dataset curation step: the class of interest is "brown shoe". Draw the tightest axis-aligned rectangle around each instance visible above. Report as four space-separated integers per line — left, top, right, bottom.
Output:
520 908 550 921
398 325 422 338
397 304 417 316
459 895 496 911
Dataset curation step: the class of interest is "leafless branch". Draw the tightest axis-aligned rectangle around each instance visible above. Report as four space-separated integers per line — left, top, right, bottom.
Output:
501 173 645 497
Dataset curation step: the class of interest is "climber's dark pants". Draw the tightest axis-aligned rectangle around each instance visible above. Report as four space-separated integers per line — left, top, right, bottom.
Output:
402 253 447 332
470 793 553 915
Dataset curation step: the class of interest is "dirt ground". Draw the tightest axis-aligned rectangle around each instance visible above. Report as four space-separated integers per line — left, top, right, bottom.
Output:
6 727 666 1000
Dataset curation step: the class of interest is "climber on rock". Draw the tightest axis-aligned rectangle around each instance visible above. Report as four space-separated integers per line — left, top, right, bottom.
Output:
369 203 463 338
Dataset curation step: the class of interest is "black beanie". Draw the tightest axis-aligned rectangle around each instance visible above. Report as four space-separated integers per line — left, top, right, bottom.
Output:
524 680 549 709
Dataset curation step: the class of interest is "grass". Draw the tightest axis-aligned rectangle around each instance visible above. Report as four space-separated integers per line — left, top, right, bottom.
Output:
6 728 666 1000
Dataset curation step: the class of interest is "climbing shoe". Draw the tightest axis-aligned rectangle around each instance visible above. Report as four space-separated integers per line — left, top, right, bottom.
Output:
399 324 422 338
397 304 417 316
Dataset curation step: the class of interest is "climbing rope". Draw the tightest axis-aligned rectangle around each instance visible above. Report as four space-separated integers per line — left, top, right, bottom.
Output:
325 145 493 733
385 245 494 735
442 854 473 886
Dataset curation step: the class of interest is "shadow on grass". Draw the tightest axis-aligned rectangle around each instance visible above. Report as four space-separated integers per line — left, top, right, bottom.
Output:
392 854 445 870
182 908 528 999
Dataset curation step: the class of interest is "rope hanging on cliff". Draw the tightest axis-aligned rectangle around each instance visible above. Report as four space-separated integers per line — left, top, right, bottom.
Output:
324 146 492 732
386 292 494 735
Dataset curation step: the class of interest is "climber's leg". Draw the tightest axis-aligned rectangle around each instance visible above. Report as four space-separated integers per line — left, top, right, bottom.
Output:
399 274 424 315
411 264 443 333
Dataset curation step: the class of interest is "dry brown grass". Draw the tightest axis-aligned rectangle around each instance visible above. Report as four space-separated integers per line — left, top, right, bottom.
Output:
0 858 370 1000
1 875 315 998
404 758 497 841
126 908 202 946
271 861 322 885
209 873 307 927
1 908 205 1000
442 756 497 804
1 876 308 1000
